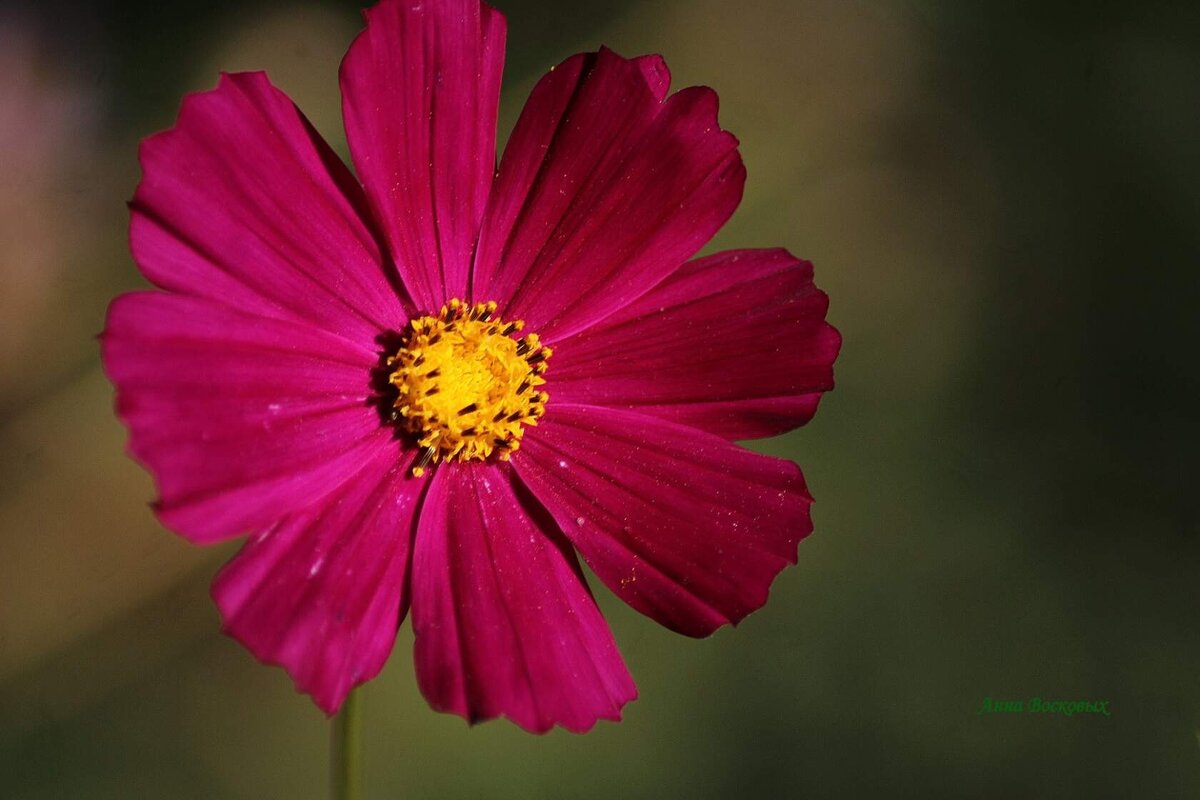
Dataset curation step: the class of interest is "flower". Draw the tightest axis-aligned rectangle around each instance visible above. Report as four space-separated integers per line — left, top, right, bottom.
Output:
100 0 841 733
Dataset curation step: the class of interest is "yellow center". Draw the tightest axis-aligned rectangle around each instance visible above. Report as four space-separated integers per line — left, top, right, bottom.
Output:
388 299 551 476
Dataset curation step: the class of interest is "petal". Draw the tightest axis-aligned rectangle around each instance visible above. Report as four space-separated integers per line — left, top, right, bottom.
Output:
101 292 396 542
212 447 420 714
473 48 744 342
549 249 842 440
513 405 812 638
411 465 636 733
340 0 506 310
132 71 407 346
633 53 671 101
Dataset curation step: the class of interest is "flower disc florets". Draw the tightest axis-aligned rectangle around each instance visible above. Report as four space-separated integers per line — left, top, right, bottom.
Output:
388 299 551 475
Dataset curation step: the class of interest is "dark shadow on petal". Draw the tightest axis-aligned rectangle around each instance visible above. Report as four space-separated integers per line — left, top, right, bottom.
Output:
368 328 409 438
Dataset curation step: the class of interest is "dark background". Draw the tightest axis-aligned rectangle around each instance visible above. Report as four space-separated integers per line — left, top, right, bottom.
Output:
1 0 1197 796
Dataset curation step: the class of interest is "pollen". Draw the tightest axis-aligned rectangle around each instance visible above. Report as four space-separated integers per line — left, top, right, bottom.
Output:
387 299 551 476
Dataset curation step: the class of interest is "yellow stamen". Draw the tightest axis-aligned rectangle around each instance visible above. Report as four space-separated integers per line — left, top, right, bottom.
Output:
388 299 551 476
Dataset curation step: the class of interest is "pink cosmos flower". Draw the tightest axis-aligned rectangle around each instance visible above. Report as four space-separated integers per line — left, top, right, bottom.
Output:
101 0 840 732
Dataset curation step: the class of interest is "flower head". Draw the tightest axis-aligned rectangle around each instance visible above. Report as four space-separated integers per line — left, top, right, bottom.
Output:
101 0 841 732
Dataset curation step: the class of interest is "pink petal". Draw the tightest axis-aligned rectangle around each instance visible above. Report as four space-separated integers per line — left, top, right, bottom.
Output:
340 0 506 310
411 465 636 733
513 405 812 638
212 447 420 714
633 54 671 101
549 249 842 440
101 292 396 542
132 71 407 346
473 48 744 342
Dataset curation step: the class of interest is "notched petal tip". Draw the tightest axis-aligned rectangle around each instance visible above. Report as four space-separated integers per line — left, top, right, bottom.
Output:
135 71 269 167
632 53 671 101
450 687 635 735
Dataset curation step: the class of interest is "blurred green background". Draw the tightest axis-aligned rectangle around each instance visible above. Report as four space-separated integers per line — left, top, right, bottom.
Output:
2 0 1198 796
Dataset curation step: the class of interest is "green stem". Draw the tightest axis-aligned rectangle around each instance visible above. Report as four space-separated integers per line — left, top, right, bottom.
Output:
332 687 363 800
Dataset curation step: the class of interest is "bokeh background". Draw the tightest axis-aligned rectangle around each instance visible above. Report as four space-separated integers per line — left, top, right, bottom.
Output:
2 0 1198 796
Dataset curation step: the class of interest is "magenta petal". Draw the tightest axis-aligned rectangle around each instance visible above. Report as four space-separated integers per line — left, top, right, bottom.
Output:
550 249 842 440
212 448 419 714
513 405 812 638
340 0 506 310
633 54 671 101
473 48 744 341
101 292 395 542
411 465 636 733
132 71 406 346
